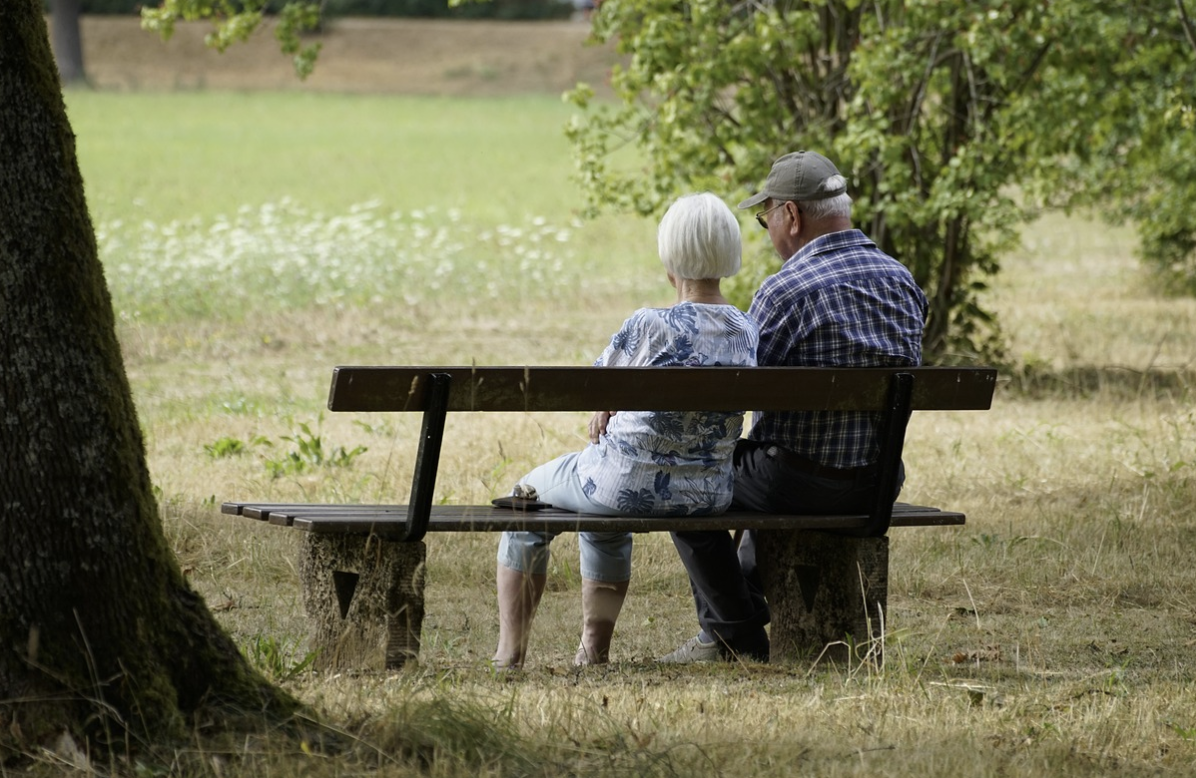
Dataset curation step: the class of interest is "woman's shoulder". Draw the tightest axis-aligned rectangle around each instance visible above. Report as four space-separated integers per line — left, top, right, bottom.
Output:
693 302 756 328
620 306 674 330
620 303 756 339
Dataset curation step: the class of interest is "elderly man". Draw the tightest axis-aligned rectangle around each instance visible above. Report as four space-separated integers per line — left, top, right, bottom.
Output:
661 151 929 663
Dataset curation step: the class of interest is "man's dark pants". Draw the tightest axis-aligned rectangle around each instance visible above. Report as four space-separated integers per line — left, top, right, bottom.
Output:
670 439 902 659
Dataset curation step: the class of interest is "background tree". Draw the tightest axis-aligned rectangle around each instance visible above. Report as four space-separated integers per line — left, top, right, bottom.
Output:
1050 0 1196 295
49 0 87 84
0 0 300 757
566 0 1196 361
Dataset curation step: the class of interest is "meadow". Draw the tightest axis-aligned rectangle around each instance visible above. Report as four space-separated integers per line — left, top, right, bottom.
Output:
59 87 1196 776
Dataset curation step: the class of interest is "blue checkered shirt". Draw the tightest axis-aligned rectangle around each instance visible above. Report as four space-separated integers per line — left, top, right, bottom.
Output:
747 229 928 469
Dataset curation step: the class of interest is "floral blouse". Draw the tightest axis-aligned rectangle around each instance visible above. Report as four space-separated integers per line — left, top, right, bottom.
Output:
575 302 758 516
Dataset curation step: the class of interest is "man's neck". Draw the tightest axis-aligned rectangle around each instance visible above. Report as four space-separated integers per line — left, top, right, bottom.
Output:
802 217 853 243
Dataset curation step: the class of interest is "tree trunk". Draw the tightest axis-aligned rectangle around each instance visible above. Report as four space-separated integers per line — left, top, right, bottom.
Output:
0 1 298 756
50 0 86 85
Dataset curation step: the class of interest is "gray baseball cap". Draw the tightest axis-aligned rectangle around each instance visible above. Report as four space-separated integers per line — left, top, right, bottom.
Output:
737 151 846 209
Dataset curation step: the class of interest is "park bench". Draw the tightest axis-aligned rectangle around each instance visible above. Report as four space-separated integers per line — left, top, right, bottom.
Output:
224 365 997 669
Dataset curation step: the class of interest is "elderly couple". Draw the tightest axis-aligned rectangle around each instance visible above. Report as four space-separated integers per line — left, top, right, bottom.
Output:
493 151 928 668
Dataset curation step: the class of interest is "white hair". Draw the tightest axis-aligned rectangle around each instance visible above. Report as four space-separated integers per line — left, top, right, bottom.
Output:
797 175 853 220
657 192 742 280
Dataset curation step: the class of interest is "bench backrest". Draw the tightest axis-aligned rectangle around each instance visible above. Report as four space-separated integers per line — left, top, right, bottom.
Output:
328 366 997 413
327 366 998 542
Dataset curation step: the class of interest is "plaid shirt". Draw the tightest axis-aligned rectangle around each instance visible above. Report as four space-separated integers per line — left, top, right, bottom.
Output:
747 229 927 469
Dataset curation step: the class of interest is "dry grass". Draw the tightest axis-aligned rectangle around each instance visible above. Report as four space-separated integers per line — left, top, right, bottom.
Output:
993 212 1196 378
119 208 1196 777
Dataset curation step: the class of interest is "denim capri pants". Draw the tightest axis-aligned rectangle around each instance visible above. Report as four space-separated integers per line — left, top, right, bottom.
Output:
496 451 632 583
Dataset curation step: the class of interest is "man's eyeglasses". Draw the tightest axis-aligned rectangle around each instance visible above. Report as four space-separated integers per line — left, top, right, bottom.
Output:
754 201 787 230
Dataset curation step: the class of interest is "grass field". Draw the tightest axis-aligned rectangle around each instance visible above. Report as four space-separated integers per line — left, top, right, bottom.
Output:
60 88 1196 777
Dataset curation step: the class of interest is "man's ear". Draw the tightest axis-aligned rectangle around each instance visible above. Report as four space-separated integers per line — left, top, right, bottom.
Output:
786 202 802 238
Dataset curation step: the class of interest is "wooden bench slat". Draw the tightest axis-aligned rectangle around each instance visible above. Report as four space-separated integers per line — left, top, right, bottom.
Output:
224 502 400 521
328 366 998 414
224 502 963 538
223 502 393 517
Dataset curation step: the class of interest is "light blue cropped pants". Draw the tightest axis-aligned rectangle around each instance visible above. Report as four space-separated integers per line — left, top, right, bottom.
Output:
496 452 633 583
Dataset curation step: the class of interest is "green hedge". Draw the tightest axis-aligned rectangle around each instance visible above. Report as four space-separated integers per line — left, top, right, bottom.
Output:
63 0 575 20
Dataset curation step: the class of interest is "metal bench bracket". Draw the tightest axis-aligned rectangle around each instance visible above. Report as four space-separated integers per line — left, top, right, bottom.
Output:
405 372 451 542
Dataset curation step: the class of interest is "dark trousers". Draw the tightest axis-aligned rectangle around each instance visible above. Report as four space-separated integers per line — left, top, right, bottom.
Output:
670 440 902 655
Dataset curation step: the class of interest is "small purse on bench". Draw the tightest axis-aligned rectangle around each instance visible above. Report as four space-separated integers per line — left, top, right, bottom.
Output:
491 496 552 511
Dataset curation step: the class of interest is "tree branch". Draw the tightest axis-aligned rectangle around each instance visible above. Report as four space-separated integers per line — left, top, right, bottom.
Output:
904 31 945 136
1178 0 1196 53
962 51 982 136
1006 39 1053 103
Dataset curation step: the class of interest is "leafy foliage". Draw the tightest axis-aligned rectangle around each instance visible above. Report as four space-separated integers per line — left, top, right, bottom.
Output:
567 0 1196 361
203 435 249 458
141 0 324 79
266 418 367 478
1045 2 1196 296
204 433 270 458
138 0 573 79
242 633 317 682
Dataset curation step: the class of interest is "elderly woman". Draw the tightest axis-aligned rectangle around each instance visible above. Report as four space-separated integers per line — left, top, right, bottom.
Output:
493 192 759 669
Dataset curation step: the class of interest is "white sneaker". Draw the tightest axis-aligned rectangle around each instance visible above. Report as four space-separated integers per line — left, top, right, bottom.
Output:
657 634 723 663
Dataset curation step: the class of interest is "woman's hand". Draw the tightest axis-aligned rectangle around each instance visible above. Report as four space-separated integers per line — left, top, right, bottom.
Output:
589 410 617 443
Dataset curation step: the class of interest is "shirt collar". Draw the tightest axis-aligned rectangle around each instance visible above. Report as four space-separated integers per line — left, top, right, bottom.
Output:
784 228 874 266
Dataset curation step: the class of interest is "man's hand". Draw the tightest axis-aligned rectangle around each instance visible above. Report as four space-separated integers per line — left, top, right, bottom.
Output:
589 411 617 443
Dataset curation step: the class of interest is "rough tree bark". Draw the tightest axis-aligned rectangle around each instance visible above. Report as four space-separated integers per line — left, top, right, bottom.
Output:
0 1 299 756
50 0 87 85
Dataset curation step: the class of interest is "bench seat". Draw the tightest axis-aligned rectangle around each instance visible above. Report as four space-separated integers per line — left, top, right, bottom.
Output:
223 501 964 535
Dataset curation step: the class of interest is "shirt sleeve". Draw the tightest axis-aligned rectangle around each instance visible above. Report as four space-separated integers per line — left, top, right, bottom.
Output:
595 312 637 367
594 309 671 367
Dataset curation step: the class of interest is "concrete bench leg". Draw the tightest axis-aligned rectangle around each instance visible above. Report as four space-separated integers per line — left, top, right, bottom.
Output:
757 530 888 665
298 533 426 671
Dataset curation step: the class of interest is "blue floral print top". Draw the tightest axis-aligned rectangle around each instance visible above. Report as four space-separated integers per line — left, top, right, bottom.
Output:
575 302 758 516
